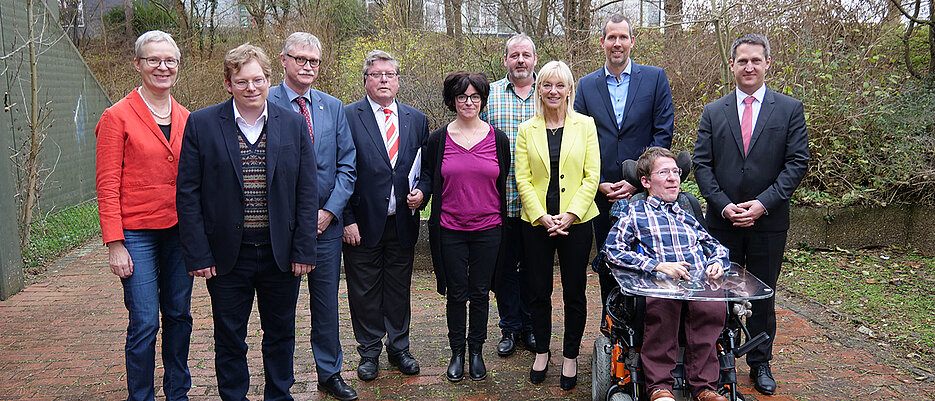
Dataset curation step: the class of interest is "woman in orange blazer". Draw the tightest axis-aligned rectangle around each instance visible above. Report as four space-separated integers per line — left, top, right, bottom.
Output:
514 60 599 391
94 30 193 401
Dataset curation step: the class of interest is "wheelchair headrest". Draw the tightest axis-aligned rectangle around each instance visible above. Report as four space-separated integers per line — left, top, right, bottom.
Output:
621 150 692 190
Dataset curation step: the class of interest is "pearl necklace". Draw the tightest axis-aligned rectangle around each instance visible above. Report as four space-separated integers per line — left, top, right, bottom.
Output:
138 87 171 119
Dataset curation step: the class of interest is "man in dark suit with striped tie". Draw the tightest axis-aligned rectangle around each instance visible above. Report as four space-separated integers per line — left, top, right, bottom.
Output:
342 50 431 382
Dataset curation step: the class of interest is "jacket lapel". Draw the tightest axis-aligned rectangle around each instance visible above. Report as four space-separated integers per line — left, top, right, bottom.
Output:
309 90 324 153
265 102 280 185
527 118 548 175
396 104 410 172
357 99 392 168
559 115 580 172
218 99 244 191
129 89 172 152
594 72 616 131
620 63 641 132
748 89 776 154
720 95 745 156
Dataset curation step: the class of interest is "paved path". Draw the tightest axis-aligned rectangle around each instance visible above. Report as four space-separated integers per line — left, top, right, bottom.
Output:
0 240 930 400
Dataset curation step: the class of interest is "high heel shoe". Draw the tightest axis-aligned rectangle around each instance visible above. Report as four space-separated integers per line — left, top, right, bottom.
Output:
529 351 550 384
559 358 577 390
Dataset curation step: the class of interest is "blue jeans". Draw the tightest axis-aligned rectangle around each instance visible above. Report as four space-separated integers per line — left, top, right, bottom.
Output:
121 227 193 401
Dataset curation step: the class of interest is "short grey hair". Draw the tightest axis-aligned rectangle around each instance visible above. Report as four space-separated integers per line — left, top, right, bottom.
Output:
134 30 181 59
282 32 322 55
504 33 536 56
602 14 633 38
362 49 400 77
730 33 771 60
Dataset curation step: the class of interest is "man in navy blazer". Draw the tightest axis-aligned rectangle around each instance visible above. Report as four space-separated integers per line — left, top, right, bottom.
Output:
693 34 809 396
573 13 674 309
268 32 358 401
342 50 430 381
177 44 318 401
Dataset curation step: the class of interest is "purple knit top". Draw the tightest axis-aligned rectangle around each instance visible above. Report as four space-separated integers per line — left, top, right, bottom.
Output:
439 126 502 231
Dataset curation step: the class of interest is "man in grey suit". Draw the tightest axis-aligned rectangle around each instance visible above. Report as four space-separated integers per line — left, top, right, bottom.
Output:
267 32 358 401
693 33 809 396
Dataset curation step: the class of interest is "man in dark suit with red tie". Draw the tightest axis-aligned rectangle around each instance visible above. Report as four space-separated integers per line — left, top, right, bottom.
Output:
342 49 430 382
693 33 810 396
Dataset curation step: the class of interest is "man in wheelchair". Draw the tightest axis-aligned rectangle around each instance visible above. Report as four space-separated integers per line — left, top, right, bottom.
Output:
602 147 730 401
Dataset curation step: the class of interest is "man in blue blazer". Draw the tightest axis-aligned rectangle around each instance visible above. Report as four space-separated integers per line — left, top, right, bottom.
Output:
693 34 809 396
268 32 358 401
177 44 318 400
573 13 674 310
342 50 430 381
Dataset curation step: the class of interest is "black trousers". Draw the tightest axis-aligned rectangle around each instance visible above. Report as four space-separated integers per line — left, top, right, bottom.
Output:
439 226 501 349
205 243 301 401
522 221 592 359
593 199 619 315
343 216 415 358
709 227 787 367
494 217 533 335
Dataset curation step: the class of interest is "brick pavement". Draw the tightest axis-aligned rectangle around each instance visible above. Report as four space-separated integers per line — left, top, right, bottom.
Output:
0 240 930 400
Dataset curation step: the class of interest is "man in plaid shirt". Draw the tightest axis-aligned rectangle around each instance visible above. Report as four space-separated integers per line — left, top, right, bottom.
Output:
602 147 730 401
479 33 538 357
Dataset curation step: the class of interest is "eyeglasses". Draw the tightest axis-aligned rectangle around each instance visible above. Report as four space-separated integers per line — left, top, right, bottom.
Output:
286 54 321 67
231 77 268 90
653 168 682 178
456 94 482 104
365 71 399 79
139 57 179 68
540 83 566 91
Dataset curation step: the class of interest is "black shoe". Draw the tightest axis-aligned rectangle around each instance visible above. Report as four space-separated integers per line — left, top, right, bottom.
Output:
468 344 487 381
317 373 359 401
447 347 465 382
750 364 776 395
559 358 577 390
529 351 549 384
388 350 420 375
356 356 379 381
521 330 537 352
497 332 516 357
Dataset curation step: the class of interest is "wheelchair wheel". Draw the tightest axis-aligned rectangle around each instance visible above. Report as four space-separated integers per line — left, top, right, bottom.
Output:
609 392 633 401
592 336 613 401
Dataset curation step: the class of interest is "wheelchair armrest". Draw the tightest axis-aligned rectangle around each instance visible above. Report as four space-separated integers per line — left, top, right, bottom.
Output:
734 332 769 357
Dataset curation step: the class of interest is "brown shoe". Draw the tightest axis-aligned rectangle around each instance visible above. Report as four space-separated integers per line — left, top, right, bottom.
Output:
650 389 676 401
695 389 728 401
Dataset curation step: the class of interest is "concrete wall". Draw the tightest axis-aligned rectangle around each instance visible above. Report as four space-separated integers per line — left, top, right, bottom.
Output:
1 0 110 299
788 205 935 256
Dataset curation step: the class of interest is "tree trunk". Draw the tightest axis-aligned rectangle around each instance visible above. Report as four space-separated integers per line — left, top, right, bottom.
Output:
664 0 682 33
536 0 548 39
123 0 134 38
444 0 462 39
22 0 41 248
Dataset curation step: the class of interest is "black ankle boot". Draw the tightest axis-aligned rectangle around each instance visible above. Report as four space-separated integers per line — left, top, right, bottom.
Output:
446 347 465 382
468 344 487 381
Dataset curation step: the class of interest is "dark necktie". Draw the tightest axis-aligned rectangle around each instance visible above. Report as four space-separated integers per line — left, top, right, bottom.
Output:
295 97 314 144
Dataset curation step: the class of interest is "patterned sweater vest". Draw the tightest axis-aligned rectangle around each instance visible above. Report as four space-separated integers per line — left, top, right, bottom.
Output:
240 126 270 242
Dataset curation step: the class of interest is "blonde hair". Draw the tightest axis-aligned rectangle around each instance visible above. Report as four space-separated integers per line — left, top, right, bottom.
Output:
224 43 271 81
533 60 576 118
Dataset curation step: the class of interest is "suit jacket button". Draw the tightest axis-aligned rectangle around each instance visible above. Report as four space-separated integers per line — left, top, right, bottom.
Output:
560 174 565 179
167 156 174 162
561 188 565 192
235 223 242 229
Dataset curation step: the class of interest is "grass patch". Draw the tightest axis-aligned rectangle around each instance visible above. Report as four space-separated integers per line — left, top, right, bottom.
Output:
22 201 100 274
781 247 935 354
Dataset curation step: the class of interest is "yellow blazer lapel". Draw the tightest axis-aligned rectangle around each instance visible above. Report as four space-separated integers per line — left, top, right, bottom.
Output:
559 114 581 172
527 117 549 175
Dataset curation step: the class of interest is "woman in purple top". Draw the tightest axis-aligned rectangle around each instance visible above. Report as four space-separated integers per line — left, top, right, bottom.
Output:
422 71 511 383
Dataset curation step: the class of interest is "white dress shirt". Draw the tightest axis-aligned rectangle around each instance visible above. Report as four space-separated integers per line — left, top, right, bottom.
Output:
367 96 400 215
233 101 269 144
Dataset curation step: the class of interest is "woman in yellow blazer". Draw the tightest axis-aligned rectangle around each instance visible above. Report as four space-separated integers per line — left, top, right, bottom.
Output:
514 60 599 390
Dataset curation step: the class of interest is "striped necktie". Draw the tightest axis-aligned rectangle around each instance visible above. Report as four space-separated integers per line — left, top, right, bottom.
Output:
384 107 398 166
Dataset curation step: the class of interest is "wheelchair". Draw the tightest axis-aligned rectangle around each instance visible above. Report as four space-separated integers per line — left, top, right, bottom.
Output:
590 152 773 401
590 258 772 401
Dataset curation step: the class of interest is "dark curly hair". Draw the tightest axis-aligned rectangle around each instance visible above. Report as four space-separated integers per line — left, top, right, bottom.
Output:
442 71 490 112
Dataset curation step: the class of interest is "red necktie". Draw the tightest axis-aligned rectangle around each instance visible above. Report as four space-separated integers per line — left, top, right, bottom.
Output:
384 108 398 166
295 97 314 144
741 96 754 156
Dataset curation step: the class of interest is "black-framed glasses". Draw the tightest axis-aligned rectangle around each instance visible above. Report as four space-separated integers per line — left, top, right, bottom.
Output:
139 57 179 68
231 77 268 90
364 71 399 79
286 54 320 67
456 94 482 104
